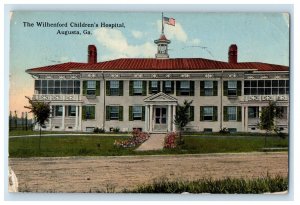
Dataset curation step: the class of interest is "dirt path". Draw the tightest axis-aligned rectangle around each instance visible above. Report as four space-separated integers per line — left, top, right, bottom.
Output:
9 152 288 193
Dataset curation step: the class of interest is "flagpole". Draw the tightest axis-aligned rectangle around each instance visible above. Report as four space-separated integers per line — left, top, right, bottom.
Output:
162 12 164 34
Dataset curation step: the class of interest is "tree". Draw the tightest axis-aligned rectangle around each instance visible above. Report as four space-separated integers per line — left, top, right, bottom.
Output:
259 101 283 147
174 100 193 144
14 111 18 129
24 96 51 152
9 111 13 131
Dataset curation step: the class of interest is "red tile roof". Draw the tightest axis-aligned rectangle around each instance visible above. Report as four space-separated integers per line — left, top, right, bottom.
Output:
26 58 289 73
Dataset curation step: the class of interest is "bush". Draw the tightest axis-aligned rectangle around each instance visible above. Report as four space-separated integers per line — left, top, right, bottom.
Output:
164 132 178 148
219 127 230 134
114 129 150 148
93 127 105 133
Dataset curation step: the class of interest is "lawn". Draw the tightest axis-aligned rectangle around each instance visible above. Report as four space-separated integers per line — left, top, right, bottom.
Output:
9 134 288 158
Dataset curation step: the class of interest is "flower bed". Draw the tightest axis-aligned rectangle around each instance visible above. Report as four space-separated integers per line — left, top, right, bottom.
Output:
114 129 150 148
164 132 178 148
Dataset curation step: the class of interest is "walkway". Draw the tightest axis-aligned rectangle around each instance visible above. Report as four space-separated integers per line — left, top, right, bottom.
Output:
135 133 165 151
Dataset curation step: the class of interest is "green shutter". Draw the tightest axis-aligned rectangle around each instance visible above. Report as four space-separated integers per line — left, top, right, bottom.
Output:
157 81 161 92
200 81 205 96
82 106 86 120
223 81 228 96
142 81 147 96
129 81 133 96
106 81 110 96
142 106 145 121
237 81 242 96
213 106 218 121
148 81 152 94
119 81 123 96
189 106 194 121
106 106 110 121
190 81 195 96
213 81 218 96
200 106 204 121
90 106 95 119
224 106 228 121
83 81 87 96
176 81 180 96
119 106 123 121
95 81 100 96
129 106 133 121
171 81 174 94
237 106 242 121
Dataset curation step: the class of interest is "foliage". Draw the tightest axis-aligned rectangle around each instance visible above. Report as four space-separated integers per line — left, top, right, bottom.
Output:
174 100 193 142
259 101 283 133
125 175 288 193
114 129 150 148
219 127 230 134
93 127 105 133
164 132 178 148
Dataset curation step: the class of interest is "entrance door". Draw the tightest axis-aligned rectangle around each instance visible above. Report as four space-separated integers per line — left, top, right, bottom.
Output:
154 107 167 131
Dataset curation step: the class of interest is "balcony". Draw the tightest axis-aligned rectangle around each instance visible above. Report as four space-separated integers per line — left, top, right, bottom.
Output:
244 95 289 102
32 94 82 101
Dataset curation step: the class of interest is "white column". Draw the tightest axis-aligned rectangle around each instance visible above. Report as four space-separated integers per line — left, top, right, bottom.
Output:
168 105 172 131
49 105 52 130
62 105 65 131
144 105 148 132
245 106 248 132
79 105 82 131
172 105 176 131
149 105 153 132
75 105 79 130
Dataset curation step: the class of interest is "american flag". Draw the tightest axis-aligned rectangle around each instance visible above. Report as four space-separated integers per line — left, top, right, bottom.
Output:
163 17 175 26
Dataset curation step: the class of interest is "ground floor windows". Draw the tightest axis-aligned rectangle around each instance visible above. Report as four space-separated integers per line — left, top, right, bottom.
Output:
223 106 242 121
53 105 63 117
106 106 123 121
200 106 218 121
82 105 95 120
129 106 145 121
66 105 76 117
248 106 259 118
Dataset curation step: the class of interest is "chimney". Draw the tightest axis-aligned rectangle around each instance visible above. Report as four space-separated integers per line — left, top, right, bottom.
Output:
88 45 97 64
228 44 238 64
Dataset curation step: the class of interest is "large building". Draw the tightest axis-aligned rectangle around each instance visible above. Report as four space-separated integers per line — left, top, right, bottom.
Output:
26 31 289 133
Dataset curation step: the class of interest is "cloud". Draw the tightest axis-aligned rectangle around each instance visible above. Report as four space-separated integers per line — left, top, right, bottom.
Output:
156 20 188 42
93 28 156 60
131 30 143 39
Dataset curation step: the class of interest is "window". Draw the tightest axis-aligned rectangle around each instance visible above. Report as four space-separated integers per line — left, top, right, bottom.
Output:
163 81 173 94
83 106 95 120
55 80 61 94
227 106 237 121
204 81 214 96
34 80 41 94
133 106 142 120
133 81 143 95
277 106 288 119
67 106 76 117
150 81 159 94
248 107 259 118
35 80 80 95
87 80 96 95
204 107 213 121
54 105 63 117
74 80 80 94
110 80 120 96
228 81 237 96
110 106 119 120
244 80 289 95
180 81 190 95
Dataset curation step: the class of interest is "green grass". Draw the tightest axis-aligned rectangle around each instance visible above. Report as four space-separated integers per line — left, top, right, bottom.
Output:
9 134 288 158
123 175 288 193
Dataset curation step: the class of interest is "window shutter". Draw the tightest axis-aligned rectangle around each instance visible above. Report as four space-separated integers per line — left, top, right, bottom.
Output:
129 106 133 121
119 81 123 96
96 81 100 96
129 81 133 96
157 81 161 92
200 81 204 96
213 106 218 121
142 81 147 96
90 106 95 119
189 106 194 121
83 81 87 96
190 81 195 96
176 81 180 96
106 81 110 96
237 106 242 121
106 106 110 121
213 81 218 96
237 81 242 96
119 106 123 121
171 81 174 94
82 106 86 120
200 106 204 121
223 81 228 96
142 106 145 121
223 106 228 121
148 81 152 94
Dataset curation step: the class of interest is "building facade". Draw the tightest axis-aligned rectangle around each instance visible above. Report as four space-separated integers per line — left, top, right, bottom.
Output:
26 34 289 133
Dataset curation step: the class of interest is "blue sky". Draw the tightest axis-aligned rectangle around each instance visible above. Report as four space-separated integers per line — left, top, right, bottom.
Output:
9 11 289 114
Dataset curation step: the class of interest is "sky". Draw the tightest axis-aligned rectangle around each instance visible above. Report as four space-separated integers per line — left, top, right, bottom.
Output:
9 11 289 115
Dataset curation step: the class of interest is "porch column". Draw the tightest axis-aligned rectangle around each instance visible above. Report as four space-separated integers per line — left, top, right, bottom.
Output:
62 105 65 131
49 105 52 130
168 105 172 132
149 105 153 132
172 105 176 131
75 105 79 130
245 106 248 132
144 105 148 132
78 105 82 131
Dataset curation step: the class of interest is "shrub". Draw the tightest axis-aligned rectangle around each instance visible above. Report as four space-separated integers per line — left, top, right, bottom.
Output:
164 132 178 148
219 127 230 134
93 127 105 133
114 129 150 148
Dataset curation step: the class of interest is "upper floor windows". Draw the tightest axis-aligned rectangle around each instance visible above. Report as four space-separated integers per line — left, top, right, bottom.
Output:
176 81 195 96
200 81 218 96
223 80 241 97
129 81 147 96
163 81 174 94
244 80 289 95
149 81 160 94
83 80 100 96
35 80 80 95
106 80 123 96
